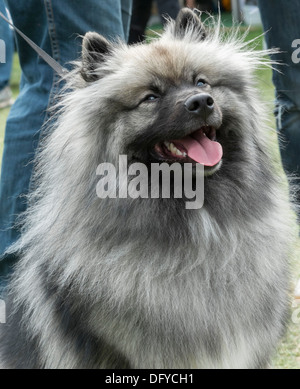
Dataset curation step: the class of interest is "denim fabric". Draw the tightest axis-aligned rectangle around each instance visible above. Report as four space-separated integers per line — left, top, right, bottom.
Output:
0 0 13 90
0 0 132 296
258 0 300 215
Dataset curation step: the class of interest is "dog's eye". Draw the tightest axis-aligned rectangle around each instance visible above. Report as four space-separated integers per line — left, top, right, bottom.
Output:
196 79 207 87
139 90 161 105
145 94 159 102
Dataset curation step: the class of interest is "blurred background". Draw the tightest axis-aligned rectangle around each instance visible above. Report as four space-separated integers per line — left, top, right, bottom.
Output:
146 0 262 30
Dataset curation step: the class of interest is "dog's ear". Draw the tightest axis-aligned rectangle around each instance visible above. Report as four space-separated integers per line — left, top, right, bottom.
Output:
81 32 112 82
174 8 206 41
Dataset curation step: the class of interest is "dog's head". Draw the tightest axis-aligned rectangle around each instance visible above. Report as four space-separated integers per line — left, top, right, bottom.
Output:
78 8 268 182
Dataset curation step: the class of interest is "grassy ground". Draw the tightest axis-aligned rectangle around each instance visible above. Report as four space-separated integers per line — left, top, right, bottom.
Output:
0 22 299 369
0 53 20 163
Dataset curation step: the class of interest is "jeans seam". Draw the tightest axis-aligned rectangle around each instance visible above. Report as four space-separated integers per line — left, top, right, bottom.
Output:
28 0 61 193
44 0 61 110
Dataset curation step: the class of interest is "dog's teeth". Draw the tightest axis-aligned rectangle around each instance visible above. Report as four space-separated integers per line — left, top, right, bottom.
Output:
169 142 176 153
164 141 185 157
170 143 183 156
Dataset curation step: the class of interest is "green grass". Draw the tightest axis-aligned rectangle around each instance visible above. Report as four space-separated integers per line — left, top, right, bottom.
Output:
0 53 21 163
0 24 300 369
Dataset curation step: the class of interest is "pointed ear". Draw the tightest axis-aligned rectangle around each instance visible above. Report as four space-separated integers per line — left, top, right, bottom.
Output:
174 8 206 41
81 32 112 82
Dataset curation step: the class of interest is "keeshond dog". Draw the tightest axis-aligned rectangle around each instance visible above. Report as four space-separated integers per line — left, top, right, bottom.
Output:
0 8 295 369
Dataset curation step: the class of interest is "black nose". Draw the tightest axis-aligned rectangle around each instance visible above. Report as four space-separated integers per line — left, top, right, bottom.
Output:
184 93 214 118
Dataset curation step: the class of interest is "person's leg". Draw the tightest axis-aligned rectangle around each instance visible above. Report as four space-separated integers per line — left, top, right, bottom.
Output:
156 0 180 23
258 0 300 217
122 0 134 41
128 0 153 44
0 0 132 296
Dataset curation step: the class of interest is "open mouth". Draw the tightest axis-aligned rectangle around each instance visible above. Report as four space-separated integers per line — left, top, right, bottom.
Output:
152 126 223 169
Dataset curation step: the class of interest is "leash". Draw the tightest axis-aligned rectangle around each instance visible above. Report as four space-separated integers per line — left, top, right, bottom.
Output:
0 10 68 77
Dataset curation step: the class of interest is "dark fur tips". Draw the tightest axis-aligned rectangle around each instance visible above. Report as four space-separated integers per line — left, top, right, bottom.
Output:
174 8 207 41
81 32 112 82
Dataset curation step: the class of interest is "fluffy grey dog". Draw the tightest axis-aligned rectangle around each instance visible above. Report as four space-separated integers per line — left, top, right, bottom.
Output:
0 9 295 368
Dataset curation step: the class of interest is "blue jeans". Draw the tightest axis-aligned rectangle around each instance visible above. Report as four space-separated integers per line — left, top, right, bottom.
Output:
258 0 300 218
0 0 132 296
0 0 13 90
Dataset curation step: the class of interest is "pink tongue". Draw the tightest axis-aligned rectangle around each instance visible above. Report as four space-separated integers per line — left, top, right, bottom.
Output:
173 130 223 167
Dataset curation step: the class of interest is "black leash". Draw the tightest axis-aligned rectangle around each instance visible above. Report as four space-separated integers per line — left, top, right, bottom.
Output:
0 10 68 77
